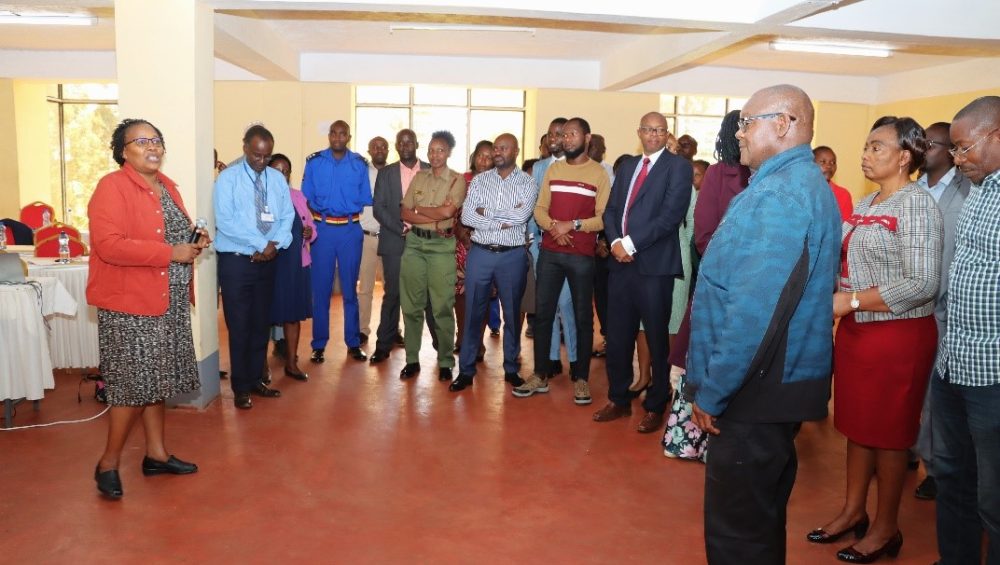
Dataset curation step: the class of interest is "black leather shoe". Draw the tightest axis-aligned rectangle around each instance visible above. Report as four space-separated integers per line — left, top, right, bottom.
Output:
284 368 308 381
504 372 525 387
399 363 420 380
142 455 198 476
94 465 123 499
234 392 253 409
914 476 937 500
251 383 281 398
310 348 325 363
836 531 903 563
369 349 390 364
807 515 870 544
439 367 453 381
490 328 501 337
272 338 288 359
348 347 368 361
449 373 474 392
359 332 369 344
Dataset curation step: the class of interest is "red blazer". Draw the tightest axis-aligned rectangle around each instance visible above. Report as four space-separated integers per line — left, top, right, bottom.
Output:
86 163 192 316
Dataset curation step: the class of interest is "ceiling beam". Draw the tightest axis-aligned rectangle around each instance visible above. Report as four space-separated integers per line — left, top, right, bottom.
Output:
598 0 847 90
214 13 299 81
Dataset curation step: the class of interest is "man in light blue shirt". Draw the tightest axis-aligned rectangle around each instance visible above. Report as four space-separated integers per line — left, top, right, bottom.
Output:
214 124 294 410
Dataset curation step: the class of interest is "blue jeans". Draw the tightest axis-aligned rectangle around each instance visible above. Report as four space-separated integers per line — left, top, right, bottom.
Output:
931 375 1000 565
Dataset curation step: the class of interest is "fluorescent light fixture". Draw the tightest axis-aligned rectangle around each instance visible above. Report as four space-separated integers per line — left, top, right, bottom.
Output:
770 40 891 58
0 11 96 26
389 24 535 35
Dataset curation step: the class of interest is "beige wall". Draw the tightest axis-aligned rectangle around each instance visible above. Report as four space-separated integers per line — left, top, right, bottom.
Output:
13 81 52 214
874 87 997 129
531 89 660 162
0 79 20 219
814 101 873 200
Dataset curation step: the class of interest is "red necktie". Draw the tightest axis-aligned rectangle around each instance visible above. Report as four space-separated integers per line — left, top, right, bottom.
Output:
623 157 650 234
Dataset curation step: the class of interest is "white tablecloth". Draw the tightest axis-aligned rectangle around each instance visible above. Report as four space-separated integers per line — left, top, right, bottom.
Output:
0 276 76 401
26 257 99 369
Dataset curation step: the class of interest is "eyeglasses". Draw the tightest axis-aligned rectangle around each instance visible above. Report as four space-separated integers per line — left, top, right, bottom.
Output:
949 128 998 158
639 126 669 136
125 137 164 148
737 113 796 133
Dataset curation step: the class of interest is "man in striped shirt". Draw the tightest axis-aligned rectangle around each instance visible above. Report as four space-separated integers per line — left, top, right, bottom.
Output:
932 95 1000 565
449 134 538 392
515 117 611 405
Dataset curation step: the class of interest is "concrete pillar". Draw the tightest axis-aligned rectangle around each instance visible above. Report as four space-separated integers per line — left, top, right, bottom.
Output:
114 0 219 408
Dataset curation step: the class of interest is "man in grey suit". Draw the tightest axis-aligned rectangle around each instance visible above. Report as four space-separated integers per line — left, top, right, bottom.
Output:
913 121 971 500
370 129 430 364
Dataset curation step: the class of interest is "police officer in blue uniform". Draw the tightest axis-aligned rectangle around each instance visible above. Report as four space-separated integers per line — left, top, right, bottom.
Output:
302 120 372 362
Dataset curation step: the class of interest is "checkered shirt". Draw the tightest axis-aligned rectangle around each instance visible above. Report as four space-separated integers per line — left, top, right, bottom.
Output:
937 169 1000 386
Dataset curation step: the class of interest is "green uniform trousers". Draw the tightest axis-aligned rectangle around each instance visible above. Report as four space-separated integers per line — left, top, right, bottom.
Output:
400 232 456 367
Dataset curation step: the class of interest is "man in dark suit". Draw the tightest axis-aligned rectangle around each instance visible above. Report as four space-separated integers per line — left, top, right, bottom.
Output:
913 121 971 500
592 111 692 433
370 129 430 363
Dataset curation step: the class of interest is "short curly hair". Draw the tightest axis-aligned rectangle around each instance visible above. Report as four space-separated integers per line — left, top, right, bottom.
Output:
431 130 456 150
110 118 164 167
871 116 927 174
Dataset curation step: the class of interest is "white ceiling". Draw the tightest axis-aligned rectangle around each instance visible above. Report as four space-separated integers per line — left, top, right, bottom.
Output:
0 0 998 103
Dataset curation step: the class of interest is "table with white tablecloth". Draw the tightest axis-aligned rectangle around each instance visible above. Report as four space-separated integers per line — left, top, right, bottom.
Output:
25 257 99 369
0 276 77 408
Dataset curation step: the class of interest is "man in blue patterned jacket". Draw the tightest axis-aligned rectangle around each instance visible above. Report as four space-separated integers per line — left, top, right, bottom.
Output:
685 84 841 564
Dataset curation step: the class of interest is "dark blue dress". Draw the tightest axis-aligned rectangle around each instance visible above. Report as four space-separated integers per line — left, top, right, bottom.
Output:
269 210 312 323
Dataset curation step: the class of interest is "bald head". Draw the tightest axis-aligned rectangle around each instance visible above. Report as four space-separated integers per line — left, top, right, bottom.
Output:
492 133 520 174
637 111 669 156
736 84 814 169
951 96 1000 184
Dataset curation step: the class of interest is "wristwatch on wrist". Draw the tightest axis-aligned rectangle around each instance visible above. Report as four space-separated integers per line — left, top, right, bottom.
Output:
850 291 860 310
573 219 583 231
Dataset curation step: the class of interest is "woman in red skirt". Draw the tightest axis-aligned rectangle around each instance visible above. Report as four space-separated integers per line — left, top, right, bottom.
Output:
808 116 943 563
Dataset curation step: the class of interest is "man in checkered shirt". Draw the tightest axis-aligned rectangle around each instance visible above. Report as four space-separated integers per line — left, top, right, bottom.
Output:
932 95 1000 565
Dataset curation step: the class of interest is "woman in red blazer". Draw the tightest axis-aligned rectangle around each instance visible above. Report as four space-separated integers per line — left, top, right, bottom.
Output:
87 119 209 500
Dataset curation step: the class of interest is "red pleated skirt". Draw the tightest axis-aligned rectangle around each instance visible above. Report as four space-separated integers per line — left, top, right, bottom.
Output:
833 313 936 449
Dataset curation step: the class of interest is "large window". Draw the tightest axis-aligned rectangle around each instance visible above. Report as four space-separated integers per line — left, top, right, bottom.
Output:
660 94 746 162
355 85 525 171
47 84 120 230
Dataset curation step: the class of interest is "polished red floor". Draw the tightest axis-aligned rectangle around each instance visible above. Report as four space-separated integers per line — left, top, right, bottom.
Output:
2 297 938 563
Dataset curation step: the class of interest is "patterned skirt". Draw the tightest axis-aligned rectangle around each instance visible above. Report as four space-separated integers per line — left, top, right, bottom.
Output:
98 283 200 406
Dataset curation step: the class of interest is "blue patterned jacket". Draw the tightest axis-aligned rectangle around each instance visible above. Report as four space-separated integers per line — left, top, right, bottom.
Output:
684 144 840 422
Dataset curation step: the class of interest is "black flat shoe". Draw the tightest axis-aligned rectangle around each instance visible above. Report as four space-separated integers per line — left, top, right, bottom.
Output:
836 531 903 563
439 367 453 381
449 373 474 392
369 349 390 364
400 363 420 380
94 465 123 499
251 383 281 398
807 515 870 544
348 347 368 361
234 392 253 409
504 372 525 387
310 349 325 363
142 455 198 476
284 368 308 381
914 476 936 500
359 333 369 344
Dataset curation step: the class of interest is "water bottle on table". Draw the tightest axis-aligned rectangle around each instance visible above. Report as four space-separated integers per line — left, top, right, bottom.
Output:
57 230 70 264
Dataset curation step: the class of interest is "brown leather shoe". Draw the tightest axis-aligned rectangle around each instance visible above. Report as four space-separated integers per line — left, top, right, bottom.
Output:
637 412 664 433
592 402 631 422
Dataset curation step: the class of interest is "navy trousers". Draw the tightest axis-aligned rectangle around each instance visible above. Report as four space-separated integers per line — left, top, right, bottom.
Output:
459 245 529 376
218 252 276 394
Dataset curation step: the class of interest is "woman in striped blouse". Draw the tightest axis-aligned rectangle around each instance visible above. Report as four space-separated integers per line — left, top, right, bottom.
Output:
809 117 943 563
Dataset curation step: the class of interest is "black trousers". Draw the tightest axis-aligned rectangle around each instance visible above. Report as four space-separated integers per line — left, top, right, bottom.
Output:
605 266 673 413
374 251 439 354
705 418 801 565
533 249 594 380
218 252 276 394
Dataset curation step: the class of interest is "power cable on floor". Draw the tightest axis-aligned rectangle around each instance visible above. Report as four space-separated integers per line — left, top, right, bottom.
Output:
0 405 109 431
